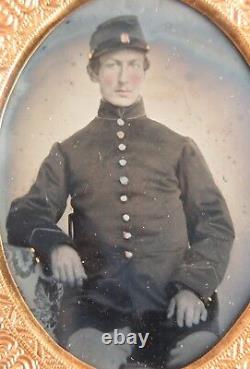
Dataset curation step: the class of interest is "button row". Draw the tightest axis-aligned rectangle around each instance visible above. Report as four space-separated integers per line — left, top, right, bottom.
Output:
116 122 127 169
116 119 132 244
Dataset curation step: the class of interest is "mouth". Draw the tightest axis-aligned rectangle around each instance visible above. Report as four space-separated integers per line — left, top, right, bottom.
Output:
115 90 132 97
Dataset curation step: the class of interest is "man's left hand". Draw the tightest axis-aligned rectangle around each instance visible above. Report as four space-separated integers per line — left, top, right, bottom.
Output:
167 289 207 328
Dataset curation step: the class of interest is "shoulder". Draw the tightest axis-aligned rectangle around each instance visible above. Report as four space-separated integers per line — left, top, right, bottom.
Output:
144 117 188 147
58 118 99 153
143 118 205 163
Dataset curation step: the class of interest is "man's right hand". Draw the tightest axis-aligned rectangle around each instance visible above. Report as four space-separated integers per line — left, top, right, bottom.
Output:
50 244 87 287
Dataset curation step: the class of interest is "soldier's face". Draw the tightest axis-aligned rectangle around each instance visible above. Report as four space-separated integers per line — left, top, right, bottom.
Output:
95 49 146 107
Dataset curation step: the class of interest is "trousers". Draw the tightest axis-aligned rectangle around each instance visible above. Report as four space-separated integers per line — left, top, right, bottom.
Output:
55 292 219 369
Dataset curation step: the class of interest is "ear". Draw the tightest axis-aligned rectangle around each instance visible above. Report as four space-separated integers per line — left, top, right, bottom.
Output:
87 65 99 83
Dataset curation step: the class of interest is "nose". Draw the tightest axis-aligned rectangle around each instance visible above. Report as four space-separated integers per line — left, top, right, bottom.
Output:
118 65 129 84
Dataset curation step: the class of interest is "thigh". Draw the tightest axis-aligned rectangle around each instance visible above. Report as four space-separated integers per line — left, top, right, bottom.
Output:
55 296 131 347
55 298 134 369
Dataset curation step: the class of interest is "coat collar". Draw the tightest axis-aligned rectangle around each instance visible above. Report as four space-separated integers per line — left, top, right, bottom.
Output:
97 98 146 120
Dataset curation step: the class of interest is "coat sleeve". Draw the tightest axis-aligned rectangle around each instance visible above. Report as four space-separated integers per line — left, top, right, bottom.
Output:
172 138 235 298
6 142 75 258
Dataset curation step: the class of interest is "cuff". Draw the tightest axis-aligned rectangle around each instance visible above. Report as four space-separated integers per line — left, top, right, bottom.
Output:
172 263 219 299
29 227 75 257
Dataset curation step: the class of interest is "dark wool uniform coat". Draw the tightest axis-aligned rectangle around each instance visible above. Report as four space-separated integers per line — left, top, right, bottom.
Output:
7 99 235 316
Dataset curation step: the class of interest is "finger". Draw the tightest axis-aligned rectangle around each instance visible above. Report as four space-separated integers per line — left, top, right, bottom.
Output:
50 251 58 276
74 259 88 287
193 306 202 324
53 266 60 281
167 298 176 318
76 276 83 288
73 264 84 288
65 261 75 287
184 306 194 328
79 263 88 280
79 260 88 279
75 259 87 279
176 305 185 328
59 264 67 283
201 306 208 322
51 258 60 280
52 267 60 281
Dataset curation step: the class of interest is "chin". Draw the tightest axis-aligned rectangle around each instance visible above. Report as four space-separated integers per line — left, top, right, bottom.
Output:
108 96 138 107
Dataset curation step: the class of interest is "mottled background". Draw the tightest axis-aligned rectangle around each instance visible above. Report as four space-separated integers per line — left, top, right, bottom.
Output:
0 0 249 339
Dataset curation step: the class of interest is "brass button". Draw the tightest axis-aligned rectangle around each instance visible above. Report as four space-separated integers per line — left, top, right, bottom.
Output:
119 176 129 185
117 118 125 126
122 214 130 222
125 250 133 258
118 143 126 152
123 231 132 240
120 195 128 202
117 131 125 139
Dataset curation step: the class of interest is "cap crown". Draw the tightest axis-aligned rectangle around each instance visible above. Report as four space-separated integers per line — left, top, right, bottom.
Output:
89 15 149 59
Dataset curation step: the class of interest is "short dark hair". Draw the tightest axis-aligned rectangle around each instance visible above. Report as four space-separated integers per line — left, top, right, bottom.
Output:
87 52 150 78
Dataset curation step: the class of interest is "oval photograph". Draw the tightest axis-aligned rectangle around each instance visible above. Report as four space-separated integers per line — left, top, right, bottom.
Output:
0 0 249 368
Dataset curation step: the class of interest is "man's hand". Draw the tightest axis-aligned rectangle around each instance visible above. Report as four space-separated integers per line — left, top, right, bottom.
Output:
51 244 87 287
167 289 207 328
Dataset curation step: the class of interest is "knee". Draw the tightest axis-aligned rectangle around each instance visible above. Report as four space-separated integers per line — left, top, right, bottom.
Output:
167 331 217 369
66 327 132 369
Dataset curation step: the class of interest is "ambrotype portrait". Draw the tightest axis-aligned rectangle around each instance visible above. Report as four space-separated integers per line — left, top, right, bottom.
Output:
1 1 249 369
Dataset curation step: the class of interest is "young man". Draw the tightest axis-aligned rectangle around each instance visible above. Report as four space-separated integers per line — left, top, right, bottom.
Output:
7 16 234 369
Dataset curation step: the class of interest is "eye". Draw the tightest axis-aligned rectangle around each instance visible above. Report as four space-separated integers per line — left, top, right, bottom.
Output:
104 61 117 68
130 61 143 69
